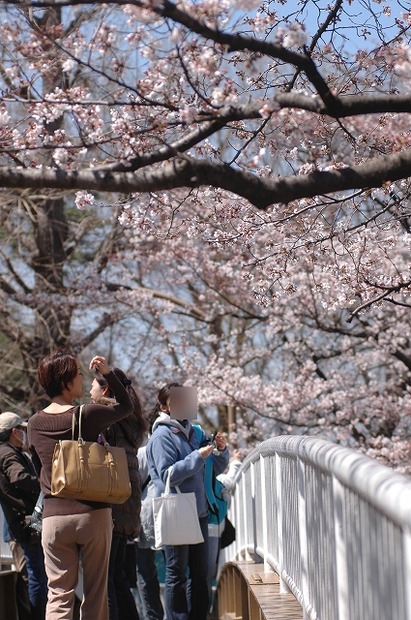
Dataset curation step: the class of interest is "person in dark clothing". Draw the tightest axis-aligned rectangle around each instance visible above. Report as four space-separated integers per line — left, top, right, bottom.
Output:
90 367 147 620
0 411 47 620
135 406 165 620
137 442 165 620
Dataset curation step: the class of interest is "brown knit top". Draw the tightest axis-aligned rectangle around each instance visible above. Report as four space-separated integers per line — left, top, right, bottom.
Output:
27 371 133 519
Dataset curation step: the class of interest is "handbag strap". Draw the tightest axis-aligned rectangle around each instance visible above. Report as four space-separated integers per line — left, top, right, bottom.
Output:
164 467 181 495
72 405 84 441
99 430 110 448
141 475 151 493
71 405 110 447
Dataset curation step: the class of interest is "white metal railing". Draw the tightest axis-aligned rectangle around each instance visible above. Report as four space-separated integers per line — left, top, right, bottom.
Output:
221 435 411 620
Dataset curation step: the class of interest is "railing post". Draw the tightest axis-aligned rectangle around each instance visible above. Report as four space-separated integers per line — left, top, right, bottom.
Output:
404 528 411 620
250 459 256 560
241 465 253 561
297 457 310 619
260 454 269 571
276 452 291 594
333 476 349 620
239 473 248 561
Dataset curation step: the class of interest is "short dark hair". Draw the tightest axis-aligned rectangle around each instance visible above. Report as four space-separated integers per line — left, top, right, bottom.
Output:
37 348 78 398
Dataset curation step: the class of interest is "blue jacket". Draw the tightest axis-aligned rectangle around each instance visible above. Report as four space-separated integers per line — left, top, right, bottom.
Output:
146 414 229 519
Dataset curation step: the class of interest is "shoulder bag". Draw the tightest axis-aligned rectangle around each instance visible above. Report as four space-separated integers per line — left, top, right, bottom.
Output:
51 405 131 504
220 517 236 548
152 469 204 548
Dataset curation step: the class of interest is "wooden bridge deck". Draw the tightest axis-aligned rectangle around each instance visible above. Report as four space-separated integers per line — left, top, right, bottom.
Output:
215 560 303 620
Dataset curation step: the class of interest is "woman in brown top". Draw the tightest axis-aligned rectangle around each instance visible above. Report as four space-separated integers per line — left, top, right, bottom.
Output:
27 349 133 620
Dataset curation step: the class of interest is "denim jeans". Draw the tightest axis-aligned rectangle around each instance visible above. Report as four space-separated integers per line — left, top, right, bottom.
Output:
163 516 209 620
207 533 220 611
108 532 140 620
136 547 164 620
20 539 48 620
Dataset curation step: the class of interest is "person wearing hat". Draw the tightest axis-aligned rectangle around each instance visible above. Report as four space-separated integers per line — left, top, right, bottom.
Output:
0 411 47 620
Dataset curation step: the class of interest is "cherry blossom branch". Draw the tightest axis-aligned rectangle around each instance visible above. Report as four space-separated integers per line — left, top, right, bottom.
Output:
3 0 398 112
5 92 411 175
75 312 122 350
348 279 411 323
274 92 411 116
107 282 208 321
106 119 229 172
107 278 267 322
1 147 410 208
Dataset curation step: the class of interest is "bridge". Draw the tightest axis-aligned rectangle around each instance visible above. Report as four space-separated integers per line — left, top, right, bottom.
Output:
1 435 411 619
214 435 411 620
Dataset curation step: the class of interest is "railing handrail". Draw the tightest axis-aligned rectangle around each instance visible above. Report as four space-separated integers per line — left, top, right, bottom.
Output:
223 435 411 620
256 435 411 527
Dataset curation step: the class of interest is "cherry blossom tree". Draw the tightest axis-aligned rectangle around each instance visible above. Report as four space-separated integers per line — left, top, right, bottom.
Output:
114 188 411 473
0 189 146 410
0 0 411 471
0 0 409 310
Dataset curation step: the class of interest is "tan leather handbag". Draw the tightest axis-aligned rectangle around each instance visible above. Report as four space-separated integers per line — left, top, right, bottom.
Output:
51 405 131 504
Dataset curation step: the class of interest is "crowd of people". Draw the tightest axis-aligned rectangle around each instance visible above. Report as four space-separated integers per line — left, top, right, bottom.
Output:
0 348 243 620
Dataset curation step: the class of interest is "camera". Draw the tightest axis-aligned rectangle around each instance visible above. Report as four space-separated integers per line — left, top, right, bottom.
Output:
211 430 220 455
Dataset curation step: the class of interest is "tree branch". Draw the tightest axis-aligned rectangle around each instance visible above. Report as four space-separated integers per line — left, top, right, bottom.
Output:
1 147 410 208
348 278 411 323
0 0 387 111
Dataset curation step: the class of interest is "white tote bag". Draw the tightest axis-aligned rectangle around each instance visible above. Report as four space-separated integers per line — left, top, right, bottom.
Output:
152 470 204 548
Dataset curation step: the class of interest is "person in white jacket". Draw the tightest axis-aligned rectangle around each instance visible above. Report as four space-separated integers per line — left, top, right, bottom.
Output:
207 449 243 608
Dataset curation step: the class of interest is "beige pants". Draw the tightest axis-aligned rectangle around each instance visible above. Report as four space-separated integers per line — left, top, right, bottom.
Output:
42 508 112 620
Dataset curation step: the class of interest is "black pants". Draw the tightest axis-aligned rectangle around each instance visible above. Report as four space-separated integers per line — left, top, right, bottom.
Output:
108 533 139 620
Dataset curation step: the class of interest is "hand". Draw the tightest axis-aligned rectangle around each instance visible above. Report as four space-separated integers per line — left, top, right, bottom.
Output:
89 355 110 376
199 444 214 459
214 432 227 451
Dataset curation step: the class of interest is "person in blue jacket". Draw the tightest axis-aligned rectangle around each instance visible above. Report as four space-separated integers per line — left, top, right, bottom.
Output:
146 383 228 620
